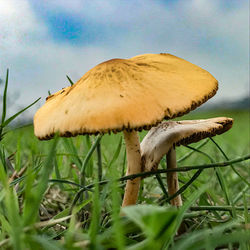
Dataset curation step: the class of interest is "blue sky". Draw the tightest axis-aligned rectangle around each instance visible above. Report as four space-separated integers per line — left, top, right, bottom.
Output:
0 0 249 119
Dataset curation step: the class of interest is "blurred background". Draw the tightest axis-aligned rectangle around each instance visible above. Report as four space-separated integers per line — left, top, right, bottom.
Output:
0 0 249 125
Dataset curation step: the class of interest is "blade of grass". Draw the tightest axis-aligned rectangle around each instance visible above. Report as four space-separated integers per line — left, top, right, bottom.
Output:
1 69 9 124
23 137 59 226
162 169 203 204
5 189 23 249
177 139 209 163
80 135 101 185
0 146 23 249
210 137 250 187
243 193 249 225
74 155 250 194
119 155 250 178
62 138 82 170
9 161 43 186
49 178 84 188
190 205 250 211
53 158 63 189
108 136 122 168
184 145 214 163
0 146 7 174
96 140 102 182
108 161 125 250
155 174 169 200
69 155 250 211
15 135 21 171
0 214 11 235
2 97 41 127
85 135 94 176
214 167 233 215
233 185 248 204
64 209 78 248
89 181 101 247
171 221 250 250
66 75 74 86
121 149 126 177
27 235 62 250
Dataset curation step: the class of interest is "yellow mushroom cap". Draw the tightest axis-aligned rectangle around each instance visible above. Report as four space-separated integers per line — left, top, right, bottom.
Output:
34 53 218 139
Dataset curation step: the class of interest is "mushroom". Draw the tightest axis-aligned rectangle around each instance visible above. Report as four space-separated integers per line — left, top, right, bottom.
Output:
141 117 233 206
33 53 218 207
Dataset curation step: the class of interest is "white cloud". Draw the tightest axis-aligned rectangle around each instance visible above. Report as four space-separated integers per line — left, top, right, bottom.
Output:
0 0 248 121
0 0 47 53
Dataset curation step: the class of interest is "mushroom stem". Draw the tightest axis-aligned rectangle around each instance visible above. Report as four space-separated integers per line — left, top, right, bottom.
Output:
166 147 182 207
122 130 142 207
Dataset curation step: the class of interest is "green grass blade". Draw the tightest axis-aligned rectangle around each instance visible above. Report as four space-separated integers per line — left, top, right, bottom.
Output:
108 136 122 167
62 137 82 169
85 135 94 176
96 140 102 182
2 97 41 127
80 135 101 185
178 139 209 163
243 193 249 225
185 144 214 163
23 137 58 226
0 146 23 249
15 135 21 171
0 147 8 186
171 221 250 250
49 178 84 188
0 214 11 235
53 158 63 189
190 205 249 212
66 75 74 86
108 156 125 249
233 185 248 204
206 139 235 216
54 158 61 180
5 188 23 249
27 235 62 250
9 161 43 187
121 149 126 177
1 69 9 124
111 182 125 250
214 168 232 205
163 169 203 204
89 181 101 247
210 137 250 186
155 174 169 200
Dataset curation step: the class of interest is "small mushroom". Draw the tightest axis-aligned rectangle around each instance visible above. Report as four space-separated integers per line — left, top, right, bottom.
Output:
34 53 218 207
141 117 233 206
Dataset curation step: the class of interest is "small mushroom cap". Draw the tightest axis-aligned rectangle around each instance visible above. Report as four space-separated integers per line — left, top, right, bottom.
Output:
141 117 233 172
34 53 218 139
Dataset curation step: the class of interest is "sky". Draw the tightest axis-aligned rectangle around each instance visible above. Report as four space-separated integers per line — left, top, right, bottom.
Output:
0 0 249 120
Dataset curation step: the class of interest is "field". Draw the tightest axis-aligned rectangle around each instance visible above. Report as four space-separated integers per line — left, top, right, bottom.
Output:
0 108 249 249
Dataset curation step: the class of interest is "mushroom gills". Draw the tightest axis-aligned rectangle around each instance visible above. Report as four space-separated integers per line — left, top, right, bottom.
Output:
141 117 233 206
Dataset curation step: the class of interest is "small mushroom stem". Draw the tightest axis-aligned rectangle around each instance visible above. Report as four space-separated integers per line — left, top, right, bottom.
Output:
122 130 142 207
166 147 182 207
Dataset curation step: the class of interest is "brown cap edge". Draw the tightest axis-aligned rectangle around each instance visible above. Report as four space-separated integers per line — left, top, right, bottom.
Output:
37 82 218 140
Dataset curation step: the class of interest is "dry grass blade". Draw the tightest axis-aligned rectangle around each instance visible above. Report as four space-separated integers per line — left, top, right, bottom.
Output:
0 216 72 248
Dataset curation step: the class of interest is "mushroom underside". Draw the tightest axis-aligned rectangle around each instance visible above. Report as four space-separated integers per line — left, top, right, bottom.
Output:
140 117 233 207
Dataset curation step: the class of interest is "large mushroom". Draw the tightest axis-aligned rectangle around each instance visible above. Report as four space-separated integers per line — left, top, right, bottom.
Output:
34 53 218 207
141 117 233 206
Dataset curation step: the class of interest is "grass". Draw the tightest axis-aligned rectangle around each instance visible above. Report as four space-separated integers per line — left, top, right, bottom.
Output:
0 70 249 249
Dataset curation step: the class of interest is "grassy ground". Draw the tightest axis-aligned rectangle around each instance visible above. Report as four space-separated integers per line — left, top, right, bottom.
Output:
0 109 249 249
